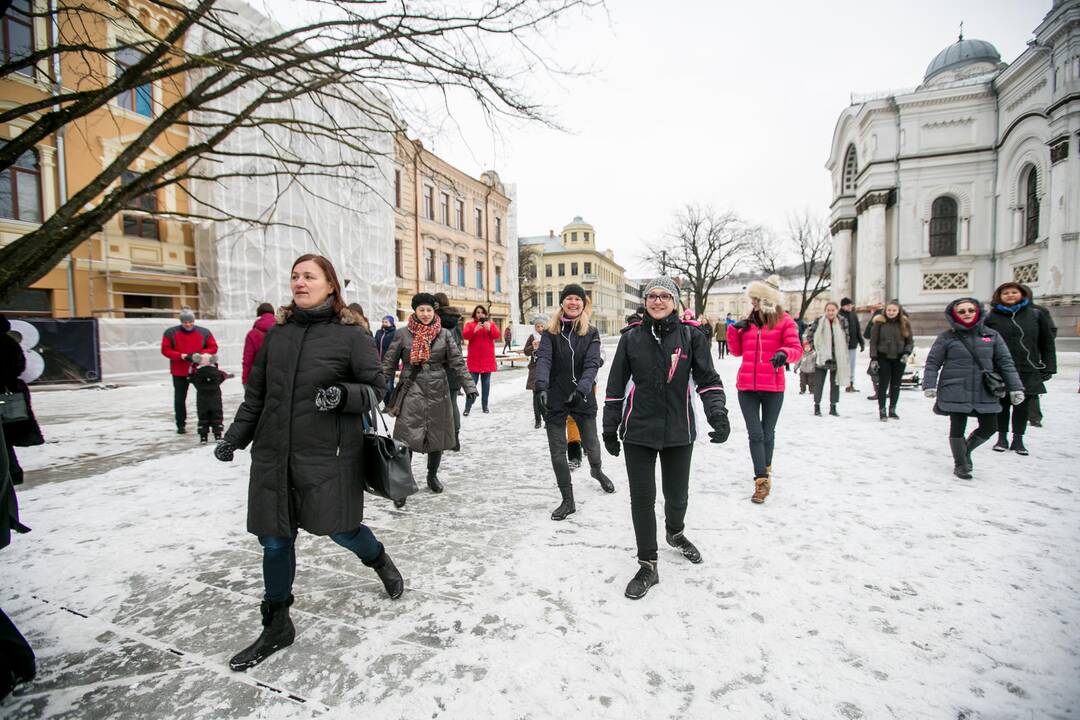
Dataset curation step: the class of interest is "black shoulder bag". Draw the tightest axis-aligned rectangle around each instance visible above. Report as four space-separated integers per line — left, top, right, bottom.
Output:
385 362 422 418
360 386 418 502
953 332 1007 399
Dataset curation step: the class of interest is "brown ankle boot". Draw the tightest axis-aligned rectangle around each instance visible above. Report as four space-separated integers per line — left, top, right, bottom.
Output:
751 476 771 504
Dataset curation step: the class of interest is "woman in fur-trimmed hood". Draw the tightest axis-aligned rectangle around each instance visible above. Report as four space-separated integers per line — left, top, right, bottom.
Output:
868 301 914 421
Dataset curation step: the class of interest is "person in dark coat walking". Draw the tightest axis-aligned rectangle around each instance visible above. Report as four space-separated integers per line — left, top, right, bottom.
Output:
242 303 275 385
922 297 1024 479
984 282 1056 455
839 298 864 392
0 426 35 702
603 276 730 599
0 314 44 487
535 283 614 521
524 316 548 429
374 315 398 406
434 293 466 447
868 301 914 421
161 307 218 433
214 254 403 672
381 293 477 507
190 353 227 443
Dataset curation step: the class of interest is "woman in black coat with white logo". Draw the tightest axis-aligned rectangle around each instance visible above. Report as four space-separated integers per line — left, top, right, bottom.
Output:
215 254 403 671
603 277 730 600
922 297 1023 479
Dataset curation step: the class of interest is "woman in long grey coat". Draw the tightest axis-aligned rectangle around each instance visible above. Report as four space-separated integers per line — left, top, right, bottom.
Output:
382 293 477 507
922 297 1023 479
216 254 403 672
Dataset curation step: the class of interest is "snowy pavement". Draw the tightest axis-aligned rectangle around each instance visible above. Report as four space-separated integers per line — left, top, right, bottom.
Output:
2 348 1079 719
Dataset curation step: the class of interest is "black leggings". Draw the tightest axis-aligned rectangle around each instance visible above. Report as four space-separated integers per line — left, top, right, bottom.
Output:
737 390 784 478
876 357 904 410
948 412 998 439
624 443 693 561
545 414 601 489
812 367 840 405
997 396 1031 438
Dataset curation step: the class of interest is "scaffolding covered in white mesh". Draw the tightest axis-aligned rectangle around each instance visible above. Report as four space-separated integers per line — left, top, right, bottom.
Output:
187 0 396 320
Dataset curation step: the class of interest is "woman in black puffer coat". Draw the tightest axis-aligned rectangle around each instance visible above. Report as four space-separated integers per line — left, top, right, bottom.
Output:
534 284 613 521
868 301 914 421
922 297 1023 479
984 282 1056 456
216 255 402 672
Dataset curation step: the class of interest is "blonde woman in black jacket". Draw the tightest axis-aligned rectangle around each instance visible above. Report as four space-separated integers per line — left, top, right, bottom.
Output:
868 301 914 421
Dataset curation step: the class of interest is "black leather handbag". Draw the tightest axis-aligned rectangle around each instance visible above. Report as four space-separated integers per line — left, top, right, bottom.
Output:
956 334 1007 399
361 387 418 502
0 392 28 424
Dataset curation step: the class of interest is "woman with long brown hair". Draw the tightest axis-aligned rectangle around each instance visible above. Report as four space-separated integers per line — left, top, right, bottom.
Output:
868 300 914 421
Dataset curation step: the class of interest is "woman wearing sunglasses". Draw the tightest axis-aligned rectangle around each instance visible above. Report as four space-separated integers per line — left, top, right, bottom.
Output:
922 297 1024 479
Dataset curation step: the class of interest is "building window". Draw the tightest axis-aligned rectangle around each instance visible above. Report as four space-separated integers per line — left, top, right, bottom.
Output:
440 192 450 225
1023 166 1040 245
1013 261 1039 285
496 217 502 245
546 291 553 307
584 262 592 275
116 47 154 117
424 185 434 220
570 262 578 275
475 208 483 238
571 231 577 242
455 200 464 230
424 249 435 282
394 170 401 208
584 231 590 243
495 266 502 293
1 0 34 77
0 145 41 223
394 239 403 277
545 264 552 278
443 253 452 284
558 263 565 277
458 257 466 286
922 271 970 292
120 170 159 239
476 261 484 289
929 196 957 257
842 144 857 193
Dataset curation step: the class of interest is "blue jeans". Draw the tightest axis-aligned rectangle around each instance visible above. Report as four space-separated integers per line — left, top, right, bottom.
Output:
259 526 381 603
464 372 491 411
383 377 395 406
737 390 784 478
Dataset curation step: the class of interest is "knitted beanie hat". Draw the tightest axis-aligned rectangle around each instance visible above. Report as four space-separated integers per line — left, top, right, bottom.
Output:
179 307 196 323
643 276 679 299
411 293 438 310
559 283 587 303
746 275 783 313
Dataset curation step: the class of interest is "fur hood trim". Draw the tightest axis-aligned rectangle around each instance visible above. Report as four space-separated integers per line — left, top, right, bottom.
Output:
276 305 361 326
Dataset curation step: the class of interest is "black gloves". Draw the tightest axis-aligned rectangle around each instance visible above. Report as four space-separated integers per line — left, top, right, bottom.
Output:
869 360 880 375
731 319 749 331
567 389 587 410
708 414 730 444
315 385 346 412
770 350 787 369
466 390 480 402
603 432 621 457
537 390 549 416
1040 370 1053 382
214 439 235 462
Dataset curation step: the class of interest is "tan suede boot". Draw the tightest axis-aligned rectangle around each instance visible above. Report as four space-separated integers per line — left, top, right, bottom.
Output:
751 476 771 504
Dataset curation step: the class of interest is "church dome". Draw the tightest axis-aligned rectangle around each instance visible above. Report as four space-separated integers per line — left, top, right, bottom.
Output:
924 37 1001 84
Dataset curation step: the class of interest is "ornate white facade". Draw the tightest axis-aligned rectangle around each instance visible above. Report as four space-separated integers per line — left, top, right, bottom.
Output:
827 0 1080 334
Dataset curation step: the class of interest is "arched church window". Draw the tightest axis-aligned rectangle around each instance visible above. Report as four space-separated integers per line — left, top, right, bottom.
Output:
1023 166 1039 245
929 196 958 257
842 145 857 193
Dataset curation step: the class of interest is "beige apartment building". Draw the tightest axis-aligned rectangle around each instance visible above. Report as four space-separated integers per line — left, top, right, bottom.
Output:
394 135 513 326
519 216 626 335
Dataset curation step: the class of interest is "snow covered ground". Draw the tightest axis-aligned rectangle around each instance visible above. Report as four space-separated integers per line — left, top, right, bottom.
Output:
2 345 1079 719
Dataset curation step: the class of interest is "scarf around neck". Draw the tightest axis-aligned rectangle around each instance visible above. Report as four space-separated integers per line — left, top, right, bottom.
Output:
994 298 1029 314
407 314 442 365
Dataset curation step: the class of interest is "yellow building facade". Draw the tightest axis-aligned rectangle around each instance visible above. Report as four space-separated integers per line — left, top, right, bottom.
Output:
520 217 626 336
0 0 197 318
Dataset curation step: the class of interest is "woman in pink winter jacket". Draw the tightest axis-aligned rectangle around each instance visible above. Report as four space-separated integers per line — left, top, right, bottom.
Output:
726 276 802 504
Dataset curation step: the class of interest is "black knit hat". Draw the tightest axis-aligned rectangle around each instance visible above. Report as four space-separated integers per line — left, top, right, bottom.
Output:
411 292 437 310
559 283 587 303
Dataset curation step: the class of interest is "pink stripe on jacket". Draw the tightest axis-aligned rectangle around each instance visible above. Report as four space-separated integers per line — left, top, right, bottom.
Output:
726 313 803 393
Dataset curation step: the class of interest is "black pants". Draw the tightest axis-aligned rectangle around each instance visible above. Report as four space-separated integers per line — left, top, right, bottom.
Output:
532 391 544 424
545 413 601 489
876 358 904 411
717 340 727 359
427 450 442 477
624 443 693 562
949 412 997 439
997 396 1031 439
812 366 840 405
5 443 22 486
738 390 784 478
195 387 224 435
0 607 35 701
799 371 814 393
172 376 190 427
1029 396 1043 424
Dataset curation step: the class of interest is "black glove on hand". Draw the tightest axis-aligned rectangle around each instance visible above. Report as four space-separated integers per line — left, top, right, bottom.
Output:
567 389 587 409
1040 370 1053 382
537 390 549 416
314 385 345 412
214 439 235 462
770 350 787 369
603 432 621 457
869 360 880 375
708 414 730 444
466 390 480 403
731 319 749 331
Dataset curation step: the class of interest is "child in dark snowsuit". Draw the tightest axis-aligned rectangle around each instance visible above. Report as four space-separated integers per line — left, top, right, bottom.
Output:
190 353 226 443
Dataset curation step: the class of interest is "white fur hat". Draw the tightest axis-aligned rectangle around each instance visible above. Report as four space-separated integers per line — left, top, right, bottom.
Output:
746 275 783 313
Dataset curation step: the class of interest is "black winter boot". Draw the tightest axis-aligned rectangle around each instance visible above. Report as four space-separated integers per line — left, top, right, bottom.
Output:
213 426 224 441
1010 435 1029 456
199 432 209 444
591 466 615 493
829 404 839 417
550 485 576 521
950 438 972 479
624 560 659 599
966 432 991 468
229 596 295 671
665 531 702 564
814 403 822 417
992 432 1008 452
426 451 444 493
878 407 887 422
567 441 583 470
888 402 899 420
363 546 404 599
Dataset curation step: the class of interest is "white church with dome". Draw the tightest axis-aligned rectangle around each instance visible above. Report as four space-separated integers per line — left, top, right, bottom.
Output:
827 0 1079 335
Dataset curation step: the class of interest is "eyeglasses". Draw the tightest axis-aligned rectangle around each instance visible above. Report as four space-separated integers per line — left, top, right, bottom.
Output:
955 308 977 315
645 293 674 303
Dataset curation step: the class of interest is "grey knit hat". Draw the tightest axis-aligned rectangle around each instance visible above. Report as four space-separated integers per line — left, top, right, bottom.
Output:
532 314 550 325
179 307 196 323
643 276 679 299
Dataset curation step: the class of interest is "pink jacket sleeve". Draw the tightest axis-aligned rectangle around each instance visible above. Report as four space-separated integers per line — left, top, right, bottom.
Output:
242 332 257 384
462 321 476 341
488 322 502 339
727 324 743 357
779 317 803 364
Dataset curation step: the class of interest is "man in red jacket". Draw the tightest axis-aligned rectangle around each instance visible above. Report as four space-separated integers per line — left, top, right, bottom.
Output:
161 307 218 434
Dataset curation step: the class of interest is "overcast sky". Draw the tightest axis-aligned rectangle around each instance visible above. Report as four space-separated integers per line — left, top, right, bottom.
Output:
397 0 1049 276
